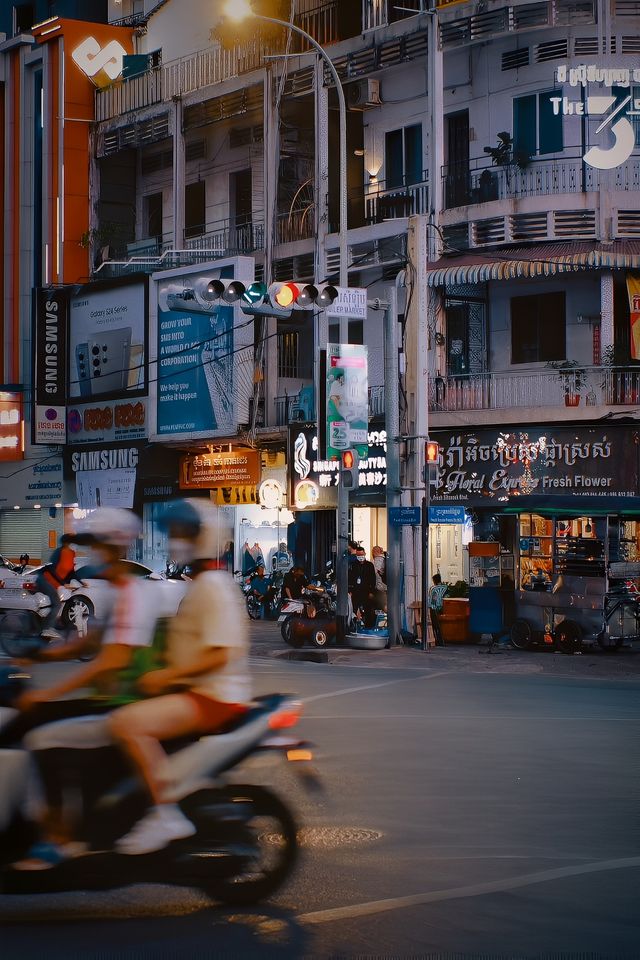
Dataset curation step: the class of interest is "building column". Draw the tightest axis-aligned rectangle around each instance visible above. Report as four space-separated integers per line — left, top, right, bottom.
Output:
172 97 184 250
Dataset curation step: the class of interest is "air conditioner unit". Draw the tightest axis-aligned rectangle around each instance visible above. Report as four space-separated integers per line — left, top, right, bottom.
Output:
347 79 381 111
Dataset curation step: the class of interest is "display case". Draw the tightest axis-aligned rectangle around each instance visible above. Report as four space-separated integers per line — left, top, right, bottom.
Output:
518 514 553 590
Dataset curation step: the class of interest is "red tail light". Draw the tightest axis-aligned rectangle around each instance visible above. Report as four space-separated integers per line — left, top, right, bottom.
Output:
268 702 303 730
23 581 37 593
0 580 4 589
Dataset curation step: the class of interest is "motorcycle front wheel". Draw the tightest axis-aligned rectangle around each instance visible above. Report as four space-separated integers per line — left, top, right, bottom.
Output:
185 784 298 906
0 610 46 659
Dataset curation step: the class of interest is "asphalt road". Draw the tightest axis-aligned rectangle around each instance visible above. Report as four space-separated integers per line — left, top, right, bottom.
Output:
1 629 639 959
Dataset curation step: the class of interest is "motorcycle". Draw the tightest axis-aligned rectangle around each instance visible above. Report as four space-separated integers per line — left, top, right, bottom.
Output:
0 669 318 905
240 570 283 621
0 554 31 575
279 564 338 646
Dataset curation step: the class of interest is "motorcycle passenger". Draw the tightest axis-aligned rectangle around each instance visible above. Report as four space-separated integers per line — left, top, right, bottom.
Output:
249 564 276 619
2 509 158 868
36 534 77 640
283 565 308 601
107 498 251 856
349 547 377 628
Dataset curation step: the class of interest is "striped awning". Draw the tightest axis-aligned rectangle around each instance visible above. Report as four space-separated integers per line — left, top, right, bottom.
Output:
426 242 640 287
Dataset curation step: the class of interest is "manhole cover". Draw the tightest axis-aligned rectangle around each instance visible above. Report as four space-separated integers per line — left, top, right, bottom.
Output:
264 826 382 848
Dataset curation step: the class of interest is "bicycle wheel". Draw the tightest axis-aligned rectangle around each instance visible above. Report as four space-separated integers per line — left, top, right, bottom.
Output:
510 619 533 650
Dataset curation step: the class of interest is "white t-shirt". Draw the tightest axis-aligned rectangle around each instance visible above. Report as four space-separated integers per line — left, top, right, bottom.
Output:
101 577 157 649
166 570 251 705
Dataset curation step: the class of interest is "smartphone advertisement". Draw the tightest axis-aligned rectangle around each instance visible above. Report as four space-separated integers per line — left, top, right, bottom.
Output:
152 258 254 440
67 277 148 445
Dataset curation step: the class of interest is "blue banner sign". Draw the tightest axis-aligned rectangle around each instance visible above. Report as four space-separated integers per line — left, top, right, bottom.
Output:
428 505 466 524
389 506 422 526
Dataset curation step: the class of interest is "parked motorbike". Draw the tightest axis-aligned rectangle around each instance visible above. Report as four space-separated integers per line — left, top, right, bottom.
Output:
239 570 283 621
0 671 317 905
0 554 30 575
279 563 338 646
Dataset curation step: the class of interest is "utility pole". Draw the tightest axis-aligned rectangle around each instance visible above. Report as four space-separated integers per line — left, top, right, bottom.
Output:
383 283 402 646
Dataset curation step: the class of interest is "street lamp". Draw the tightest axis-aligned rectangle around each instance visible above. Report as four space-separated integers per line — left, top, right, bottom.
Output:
223 1 351 638
222 1 348 289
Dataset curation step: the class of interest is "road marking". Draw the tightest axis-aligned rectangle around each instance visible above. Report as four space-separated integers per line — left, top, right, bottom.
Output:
297 856 640 926
304 670 451 703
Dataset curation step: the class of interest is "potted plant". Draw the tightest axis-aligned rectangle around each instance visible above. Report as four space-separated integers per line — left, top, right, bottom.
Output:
547 360 588 406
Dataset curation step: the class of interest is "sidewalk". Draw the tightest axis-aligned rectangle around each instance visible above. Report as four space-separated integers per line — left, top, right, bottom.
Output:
251 620 640 681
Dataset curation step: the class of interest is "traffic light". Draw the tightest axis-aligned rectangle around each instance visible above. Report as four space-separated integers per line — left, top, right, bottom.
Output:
341 449 359 490
425 440 439 464
424 440 439 485
229 281 339 318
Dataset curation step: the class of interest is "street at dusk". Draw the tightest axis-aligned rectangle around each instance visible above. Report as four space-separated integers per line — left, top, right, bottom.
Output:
2 629 639 959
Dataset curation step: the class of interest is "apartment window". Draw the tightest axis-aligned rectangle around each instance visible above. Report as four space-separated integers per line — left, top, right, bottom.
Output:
14 3 34 33
144 192 163 241
385 124 423 188
278 332 300 379
184 181 205 240
513 92 563 159
511 292 566 363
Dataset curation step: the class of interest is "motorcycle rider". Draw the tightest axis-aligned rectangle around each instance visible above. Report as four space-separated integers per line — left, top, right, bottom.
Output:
106 498 251 855
249 563 276 618
283 565 308 601
35 534 77 640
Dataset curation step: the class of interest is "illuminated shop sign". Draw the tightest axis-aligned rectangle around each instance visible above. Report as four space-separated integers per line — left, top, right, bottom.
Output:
554 64 640 170
432 427 639 506
0 395 24 462
289 427 387 510
179 450 261 489
71 36 127 85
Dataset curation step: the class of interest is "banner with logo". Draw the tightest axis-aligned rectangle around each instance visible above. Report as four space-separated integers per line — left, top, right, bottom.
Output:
34 289 68 443
326 343 368 461
289 426 387 510
627 275 640 359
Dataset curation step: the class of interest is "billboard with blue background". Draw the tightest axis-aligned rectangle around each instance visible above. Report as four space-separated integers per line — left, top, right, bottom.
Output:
152 258 254 440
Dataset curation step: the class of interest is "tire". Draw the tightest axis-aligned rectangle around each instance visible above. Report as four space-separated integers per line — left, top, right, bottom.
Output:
246 597 261 621
312 627 329 648
555 619 582 655
510 618 533 650
280 617 292 643
0 610 45 659
61 596 95 631
187 785 298 906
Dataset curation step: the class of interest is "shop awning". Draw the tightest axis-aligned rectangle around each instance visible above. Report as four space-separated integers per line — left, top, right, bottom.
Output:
426 241 640 288
502 495 640 517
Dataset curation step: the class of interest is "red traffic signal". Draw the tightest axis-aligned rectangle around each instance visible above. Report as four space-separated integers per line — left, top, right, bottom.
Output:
342 449 355 469
425 441 439 464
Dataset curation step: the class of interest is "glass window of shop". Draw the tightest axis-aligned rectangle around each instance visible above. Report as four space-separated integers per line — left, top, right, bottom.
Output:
516 514 640 590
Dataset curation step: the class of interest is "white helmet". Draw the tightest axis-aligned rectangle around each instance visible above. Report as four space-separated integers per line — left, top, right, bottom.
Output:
72 507 141 548
160 498 231 562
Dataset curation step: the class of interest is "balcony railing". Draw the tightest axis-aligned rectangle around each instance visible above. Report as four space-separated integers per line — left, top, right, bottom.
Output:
443 154 640 210
429 367 640 413
364 173 429 224
276 208 315 245
362 0 425 31
184 218 265 256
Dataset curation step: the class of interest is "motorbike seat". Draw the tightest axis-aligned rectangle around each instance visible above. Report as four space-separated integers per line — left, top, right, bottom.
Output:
215 693 289 735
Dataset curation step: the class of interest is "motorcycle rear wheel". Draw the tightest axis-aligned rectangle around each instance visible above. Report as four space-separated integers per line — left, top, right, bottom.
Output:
186 784 298 906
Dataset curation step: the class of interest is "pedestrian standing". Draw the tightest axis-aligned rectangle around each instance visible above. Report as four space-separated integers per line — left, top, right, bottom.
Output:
428 574 448 646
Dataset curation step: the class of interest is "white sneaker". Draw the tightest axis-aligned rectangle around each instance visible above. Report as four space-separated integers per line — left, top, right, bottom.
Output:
41 628 63 641
115 804 196 855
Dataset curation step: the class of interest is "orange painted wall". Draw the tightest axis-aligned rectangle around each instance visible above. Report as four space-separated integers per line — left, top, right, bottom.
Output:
34 19 134 284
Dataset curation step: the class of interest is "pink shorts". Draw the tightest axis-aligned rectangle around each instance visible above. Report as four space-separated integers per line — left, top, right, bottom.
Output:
183 692 247 733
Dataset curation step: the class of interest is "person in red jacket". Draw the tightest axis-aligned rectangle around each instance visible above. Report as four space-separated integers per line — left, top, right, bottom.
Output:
35 535 77 639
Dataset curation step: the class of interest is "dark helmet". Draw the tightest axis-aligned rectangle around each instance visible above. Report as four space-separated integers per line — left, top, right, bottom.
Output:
0 665 30 708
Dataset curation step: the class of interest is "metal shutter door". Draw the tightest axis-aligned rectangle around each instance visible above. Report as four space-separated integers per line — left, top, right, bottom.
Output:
0 510 43 559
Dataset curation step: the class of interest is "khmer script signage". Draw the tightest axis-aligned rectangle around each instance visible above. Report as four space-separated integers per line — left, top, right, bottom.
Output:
431 427 639 506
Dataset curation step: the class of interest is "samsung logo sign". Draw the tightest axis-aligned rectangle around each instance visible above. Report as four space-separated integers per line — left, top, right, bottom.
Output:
71 447 139 472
